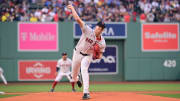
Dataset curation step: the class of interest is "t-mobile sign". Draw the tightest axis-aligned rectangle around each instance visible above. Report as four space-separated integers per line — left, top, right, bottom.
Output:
18 22 58 51
142 23 179 51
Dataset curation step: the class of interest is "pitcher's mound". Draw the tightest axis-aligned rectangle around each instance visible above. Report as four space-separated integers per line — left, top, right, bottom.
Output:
1 92 180 101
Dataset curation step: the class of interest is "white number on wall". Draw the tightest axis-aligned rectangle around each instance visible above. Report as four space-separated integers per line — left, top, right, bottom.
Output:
163 60 176 68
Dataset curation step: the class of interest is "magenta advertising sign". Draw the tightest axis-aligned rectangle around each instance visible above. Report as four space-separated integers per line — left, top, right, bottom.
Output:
18 22 58 51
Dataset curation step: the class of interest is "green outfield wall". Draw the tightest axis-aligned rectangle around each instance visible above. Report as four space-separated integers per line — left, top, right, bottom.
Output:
125 22 180 81
0 22 179 82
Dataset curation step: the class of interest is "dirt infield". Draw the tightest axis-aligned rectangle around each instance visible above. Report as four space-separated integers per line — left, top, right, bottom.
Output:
1 92 180 101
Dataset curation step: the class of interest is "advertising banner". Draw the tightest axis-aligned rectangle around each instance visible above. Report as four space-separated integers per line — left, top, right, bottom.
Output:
89 45 118 74
142 23 179 51
18 22 58 51
18 60 57 81
74 22 127 39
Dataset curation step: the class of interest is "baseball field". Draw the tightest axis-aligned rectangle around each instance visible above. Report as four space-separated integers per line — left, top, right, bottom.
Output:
0 81 180 101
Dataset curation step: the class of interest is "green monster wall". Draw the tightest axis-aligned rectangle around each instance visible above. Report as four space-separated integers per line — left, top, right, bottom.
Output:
0 22 179 82
125 22 180 81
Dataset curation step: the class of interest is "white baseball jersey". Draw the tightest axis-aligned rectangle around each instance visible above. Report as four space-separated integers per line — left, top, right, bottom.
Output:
56 58 72 73
75 23 106 54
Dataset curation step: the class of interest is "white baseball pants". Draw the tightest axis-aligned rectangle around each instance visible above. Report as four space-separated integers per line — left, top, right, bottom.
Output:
0 72 7 85
55 72 72 82
72 50 92 93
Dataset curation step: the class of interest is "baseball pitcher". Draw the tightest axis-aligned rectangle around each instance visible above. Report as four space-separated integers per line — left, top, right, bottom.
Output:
67 5 106 100
50 52 82 92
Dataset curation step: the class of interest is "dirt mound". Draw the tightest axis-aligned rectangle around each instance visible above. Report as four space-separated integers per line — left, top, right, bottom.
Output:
1 92 180 101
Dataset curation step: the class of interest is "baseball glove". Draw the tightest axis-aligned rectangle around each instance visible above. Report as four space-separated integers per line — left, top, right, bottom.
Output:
93 43 100 60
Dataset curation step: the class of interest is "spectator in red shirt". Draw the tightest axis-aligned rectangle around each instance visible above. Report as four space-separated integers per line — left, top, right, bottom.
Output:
140 12 146 22
54 12 59 22
132 11 137 22
124 13 130 23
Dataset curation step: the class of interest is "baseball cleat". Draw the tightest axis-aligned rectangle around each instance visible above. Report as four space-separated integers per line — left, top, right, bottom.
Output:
50 88 54 92
0 92 5 95
82 93 90 100
72 88 76 92
77 81 82 88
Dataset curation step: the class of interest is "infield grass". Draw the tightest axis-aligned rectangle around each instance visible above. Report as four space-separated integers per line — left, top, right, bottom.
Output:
0 94 23 98
146 93 180 99
0 83 180 93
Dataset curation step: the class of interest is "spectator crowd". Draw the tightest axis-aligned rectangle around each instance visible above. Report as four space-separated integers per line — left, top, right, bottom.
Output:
0 0 179 22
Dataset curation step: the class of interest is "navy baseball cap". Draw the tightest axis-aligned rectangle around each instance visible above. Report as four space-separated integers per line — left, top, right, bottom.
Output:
62 52 67 56
96 21 106 29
